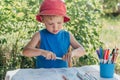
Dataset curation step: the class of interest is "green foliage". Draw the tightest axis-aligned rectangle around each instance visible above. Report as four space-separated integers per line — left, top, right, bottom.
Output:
0 0 102 79
102 0 120 13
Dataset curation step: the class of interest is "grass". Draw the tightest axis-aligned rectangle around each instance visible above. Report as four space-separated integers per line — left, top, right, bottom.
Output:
99 16 120 75
100 17 120 48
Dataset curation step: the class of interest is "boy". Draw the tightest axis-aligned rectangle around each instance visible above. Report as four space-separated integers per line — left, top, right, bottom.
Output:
22 0 85 68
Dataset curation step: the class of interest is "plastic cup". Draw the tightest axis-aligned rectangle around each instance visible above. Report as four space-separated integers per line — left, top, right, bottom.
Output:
100 63 115 78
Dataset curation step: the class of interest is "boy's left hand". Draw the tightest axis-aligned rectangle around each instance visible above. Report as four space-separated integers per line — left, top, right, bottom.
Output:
62 51 72 67
62 52 72 62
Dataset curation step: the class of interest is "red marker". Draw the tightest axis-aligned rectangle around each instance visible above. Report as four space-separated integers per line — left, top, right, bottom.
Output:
106 49 110 60
104 49 110 63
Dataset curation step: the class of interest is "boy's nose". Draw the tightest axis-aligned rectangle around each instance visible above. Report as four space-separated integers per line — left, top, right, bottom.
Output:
53 24 58 30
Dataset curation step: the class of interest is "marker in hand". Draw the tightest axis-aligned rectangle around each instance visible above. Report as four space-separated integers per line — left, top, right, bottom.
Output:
56 57 62 60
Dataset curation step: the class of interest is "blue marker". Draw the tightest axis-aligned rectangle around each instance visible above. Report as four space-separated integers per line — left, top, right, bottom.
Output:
99 47 103 63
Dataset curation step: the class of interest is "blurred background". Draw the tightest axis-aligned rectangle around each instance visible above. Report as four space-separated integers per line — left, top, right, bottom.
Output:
0 0 120 80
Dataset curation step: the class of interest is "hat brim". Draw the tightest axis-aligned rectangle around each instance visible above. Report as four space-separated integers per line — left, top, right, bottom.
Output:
36 11 70 23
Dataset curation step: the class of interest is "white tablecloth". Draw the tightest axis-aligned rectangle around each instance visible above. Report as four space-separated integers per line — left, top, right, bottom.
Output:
5 65 120 80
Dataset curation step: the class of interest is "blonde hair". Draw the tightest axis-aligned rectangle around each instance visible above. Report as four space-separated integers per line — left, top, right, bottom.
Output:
41 15 63 22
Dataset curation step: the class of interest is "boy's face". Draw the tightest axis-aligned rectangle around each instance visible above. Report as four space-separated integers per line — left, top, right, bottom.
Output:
42 15 64 34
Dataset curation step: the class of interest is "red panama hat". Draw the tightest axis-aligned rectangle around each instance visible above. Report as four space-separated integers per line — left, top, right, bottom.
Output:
36 0 70 23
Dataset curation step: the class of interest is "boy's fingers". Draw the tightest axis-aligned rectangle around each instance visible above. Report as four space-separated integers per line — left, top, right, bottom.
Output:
68 52 72 61
66 54 69 61
46 52 55 60
62 53 71 61
62 55 65 60
52 54 56 60
63 55 68 61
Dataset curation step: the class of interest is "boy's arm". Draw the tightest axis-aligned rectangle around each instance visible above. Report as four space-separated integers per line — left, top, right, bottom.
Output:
22 32 56 60
62 33 86 65
70 33 86 57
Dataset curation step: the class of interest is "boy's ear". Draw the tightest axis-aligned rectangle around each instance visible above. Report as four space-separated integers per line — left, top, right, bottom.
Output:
41 17 44 23
40 15 44 23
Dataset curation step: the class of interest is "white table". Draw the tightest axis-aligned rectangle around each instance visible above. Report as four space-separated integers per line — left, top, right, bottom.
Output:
5 65 120 80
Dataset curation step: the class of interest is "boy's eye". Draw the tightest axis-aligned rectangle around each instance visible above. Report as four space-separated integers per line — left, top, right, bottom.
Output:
48 23 53 25
48 22 62 25
57 22 62 24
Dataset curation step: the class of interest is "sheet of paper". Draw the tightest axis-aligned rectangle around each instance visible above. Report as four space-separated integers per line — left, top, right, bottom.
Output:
5 65 120 80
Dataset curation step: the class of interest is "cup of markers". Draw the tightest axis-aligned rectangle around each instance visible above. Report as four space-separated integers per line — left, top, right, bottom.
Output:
96 47 119 78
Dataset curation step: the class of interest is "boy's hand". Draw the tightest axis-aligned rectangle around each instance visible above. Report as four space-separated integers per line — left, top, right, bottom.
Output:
62 51 72 67
62 52 72 62
62 46 72 67
42 51 56 60
63 46 72 61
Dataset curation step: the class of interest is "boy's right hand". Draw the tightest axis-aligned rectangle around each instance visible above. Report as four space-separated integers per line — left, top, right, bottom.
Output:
42 51 56 60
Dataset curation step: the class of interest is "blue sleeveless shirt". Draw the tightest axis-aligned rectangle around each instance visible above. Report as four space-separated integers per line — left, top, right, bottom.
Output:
36 29 70 68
